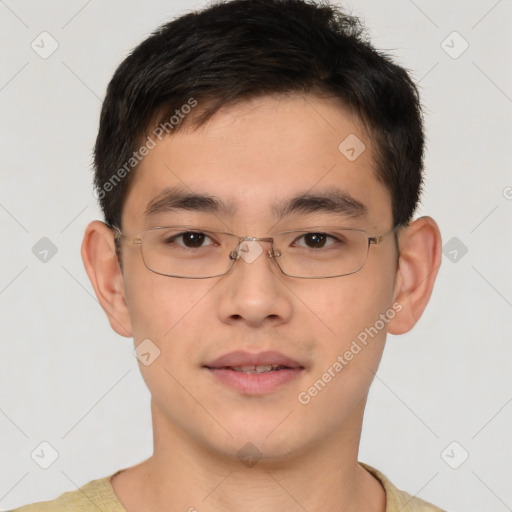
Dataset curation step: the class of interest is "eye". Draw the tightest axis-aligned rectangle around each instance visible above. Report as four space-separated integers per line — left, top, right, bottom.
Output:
292 232 340 249
165 231 217 249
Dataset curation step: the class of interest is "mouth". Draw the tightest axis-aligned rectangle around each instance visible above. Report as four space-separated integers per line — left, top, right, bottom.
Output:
204 364 297 374
204 350 304 370
203 351 305 395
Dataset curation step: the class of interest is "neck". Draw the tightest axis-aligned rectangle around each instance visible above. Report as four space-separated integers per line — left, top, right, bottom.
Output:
111 399 386 512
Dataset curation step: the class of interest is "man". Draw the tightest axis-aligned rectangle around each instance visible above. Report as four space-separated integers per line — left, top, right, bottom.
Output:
12 0 444 510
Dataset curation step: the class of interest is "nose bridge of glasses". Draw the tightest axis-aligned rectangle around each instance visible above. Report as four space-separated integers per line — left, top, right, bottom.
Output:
229 236 280 262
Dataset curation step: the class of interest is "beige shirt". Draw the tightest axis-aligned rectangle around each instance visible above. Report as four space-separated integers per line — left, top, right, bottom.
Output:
10 462 445 511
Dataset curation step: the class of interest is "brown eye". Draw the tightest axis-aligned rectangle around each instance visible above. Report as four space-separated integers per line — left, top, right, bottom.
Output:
180 232 207 248
293 232 338 249
163 231 215 249
304 233 327 248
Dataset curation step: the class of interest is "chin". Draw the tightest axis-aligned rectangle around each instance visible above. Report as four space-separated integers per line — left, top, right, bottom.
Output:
200 419 314 466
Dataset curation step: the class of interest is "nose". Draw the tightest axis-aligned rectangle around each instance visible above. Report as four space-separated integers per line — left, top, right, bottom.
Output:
217 237 293 328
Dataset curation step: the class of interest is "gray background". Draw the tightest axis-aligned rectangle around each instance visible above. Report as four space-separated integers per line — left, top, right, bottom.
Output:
1 1 511 510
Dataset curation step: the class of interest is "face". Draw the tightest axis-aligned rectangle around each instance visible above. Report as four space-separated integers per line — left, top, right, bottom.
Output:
118 94 399 463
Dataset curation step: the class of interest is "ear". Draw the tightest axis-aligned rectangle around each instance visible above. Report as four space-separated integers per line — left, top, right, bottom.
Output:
387 216 442 335
81 220 133 338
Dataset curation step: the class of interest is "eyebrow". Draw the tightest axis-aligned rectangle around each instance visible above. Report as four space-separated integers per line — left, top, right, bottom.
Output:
144 185 368 221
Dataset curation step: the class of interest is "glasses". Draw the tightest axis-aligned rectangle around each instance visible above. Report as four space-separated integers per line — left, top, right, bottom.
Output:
112 224 399 279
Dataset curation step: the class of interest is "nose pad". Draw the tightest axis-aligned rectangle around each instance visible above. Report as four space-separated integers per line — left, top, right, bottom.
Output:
229 238 280 266
237 239 264 264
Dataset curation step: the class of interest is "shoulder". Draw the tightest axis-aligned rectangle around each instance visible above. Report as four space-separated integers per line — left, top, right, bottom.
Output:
360 462 446 512
8 471 126 512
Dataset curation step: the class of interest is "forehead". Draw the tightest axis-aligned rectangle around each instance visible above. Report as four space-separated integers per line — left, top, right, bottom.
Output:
122 94 392 231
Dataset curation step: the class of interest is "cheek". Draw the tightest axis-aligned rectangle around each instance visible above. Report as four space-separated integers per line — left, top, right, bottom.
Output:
298 264 397 377
296 273 391 339
121 253 200 344
294 276 395 419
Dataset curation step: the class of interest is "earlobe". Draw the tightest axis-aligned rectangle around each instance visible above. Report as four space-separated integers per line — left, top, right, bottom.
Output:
81 220 133 338
387 216 442 335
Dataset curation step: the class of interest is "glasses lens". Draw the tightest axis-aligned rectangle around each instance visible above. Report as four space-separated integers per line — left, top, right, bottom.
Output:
141 227 234 278
274 228 369 278
139 226 370 278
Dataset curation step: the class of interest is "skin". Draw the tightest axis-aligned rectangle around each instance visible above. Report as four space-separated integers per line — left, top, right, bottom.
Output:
82 93 442 512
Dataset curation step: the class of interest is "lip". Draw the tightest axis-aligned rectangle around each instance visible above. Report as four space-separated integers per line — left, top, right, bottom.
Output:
203 350 305 395
204 350 304 369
